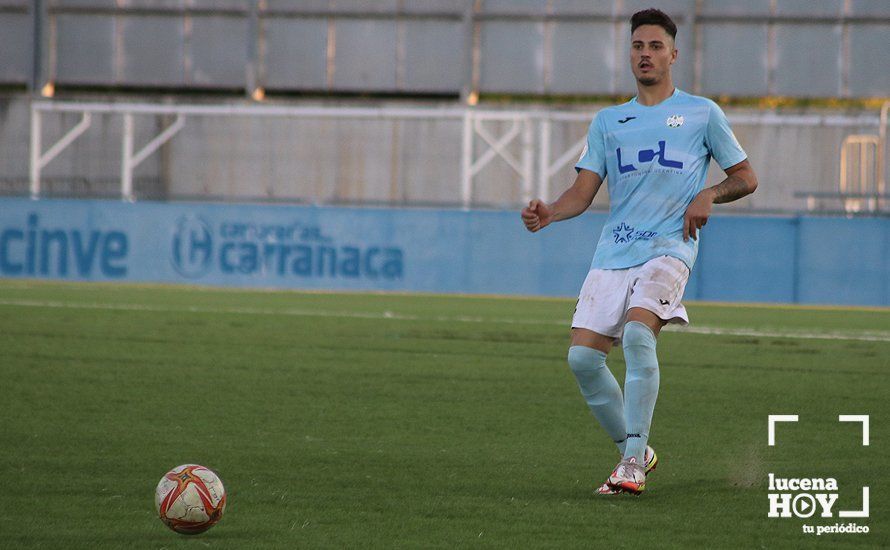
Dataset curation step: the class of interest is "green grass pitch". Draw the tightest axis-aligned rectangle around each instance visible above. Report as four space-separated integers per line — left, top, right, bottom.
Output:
0 281 887 548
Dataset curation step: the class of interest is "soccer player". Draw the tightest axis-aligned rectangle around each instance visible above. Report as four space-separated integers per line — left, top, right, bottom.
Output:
521 8 757 495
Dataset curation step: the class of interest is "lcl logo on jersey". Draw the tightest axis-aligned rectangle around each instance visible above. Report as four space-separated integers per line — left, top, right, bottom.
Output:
617 140 684 174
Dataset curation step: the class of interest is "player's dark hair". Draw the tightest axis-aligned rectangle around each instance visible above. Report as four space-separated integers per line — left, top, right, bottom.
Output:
631 8 677 40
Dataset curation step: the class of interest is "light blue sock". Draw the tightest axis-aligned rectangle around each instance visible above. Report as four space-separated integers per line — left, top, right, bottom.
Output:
567 346 627 455
622 321 660 463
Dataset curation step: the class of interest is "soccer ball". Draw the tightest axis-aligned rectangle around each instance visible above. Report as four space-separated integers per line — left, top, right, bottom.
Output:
155 464 227 535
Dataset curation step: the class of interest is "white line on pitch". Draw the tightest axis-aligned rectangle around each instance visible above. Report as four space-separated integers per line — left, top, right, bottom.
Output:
0 298 887 343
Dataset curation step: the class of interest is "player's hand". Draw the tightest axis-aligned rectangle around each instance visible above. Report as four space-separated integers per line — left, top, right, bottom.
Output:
521 199 553 233
683 189 715 241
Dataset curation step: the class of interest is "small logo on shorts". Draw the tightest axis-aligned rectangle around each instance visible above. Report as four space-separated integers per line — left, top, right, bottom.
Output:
659 299 670 305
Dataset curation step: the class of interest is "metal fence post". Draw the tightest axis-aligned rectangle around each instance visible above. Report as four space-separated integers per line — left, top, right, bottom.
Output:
122 113 134 202
521 116 533 204
246 0 260 98
537 117 551 202
29 108 41 199
461 110 473 209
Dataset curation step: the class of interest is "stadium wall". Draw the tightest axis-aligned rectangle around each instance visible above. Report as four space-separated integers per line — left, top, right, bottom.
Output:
0 198 886 307
8 1 890 99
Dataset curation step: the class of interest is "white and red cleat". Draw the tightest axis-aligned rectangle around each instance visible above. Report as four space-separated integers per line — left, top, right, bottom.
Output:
596 445 657 496
607 457 646 494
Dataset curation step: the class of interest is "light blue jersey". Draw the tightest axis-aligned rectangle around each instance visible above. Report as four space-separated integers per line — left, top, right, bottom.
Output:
575 88 747 270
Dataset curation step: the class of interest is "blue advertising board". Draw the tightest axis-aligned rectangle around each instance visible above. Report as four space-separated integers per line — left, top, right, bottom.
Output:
0 198 887 306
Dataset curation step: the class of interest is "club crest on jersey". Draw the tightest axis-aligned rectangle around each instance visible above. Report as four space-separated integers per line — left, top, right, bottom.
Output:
666 114 684 128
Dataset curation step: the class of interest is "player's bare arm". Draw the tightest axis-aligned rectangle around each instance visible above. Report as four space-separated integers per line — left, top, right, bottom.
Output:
521 169 603 233
683 159 758 241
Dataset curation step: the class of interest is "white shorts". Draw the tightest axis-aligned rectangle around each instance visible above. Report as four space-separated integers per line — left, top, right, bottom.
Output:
571 255 690 339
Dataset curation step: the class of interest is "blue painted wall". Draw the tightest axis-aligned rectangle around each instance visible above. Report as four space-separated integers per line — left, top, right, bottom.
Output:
0 198 887 306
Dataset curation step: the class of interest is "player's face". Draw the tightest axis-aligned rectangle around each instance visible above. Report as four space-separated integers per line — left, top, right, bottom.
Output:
630 25 677 87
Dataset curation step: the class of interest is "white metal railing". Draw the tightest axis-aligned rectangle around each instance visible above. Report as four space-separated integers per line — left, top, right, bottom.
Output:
29 110 91 199
835 101 889 213
29 100 887 209
839 135 880 212
880 101 889 210
121 113 185 202
30 100 590 207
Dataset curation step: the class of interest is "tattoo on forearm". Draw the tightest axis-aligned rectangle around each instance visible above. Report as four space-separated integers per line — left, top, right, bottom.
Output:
711 175 751 204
